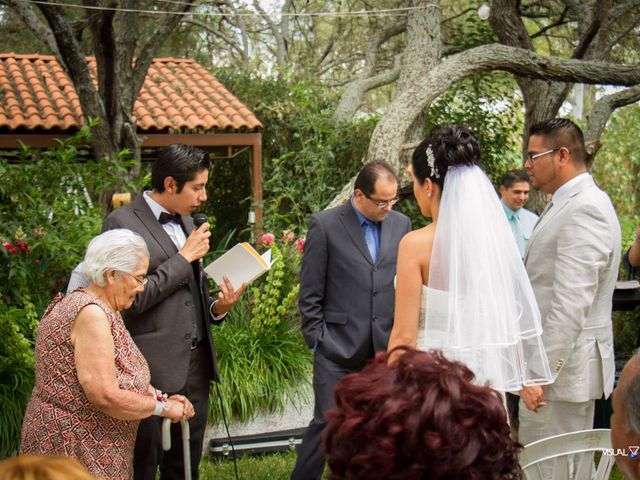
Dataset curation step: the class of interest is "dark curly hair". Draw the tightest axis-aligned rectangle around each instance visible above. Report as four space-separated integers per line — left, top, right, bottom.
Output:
323 347 522 480
411 125 481 189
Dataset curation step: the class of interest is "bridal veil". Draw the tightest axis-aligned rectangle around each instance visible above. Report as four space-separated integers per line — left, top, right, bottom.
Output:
417 164 553 392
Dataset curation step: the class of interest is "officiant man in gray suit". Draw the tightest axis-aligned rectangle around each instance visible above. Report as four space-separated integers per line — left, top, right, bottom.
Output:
519 119 621 473
291 161 412 480
103 144 245 480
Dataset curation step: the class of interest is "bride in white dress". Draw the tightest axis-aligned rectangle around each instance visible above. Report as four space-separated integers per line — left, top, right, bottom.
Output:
387 125 552 407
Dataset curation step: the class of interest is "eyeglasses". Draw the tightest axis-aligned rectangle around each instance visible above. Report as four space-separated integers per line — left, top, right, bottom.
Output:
122 271 148 286
365 194 399 208
524 148 560 164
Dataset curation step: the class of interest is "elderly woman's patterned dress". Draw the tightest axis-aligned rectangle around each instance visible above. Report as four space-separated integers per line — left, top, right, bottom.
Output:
20 290 151 480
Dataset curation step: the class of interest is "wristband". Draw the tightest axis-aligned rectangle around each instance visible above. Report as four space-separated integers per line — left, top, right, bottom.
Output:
152 390 169 416
635 234 640 244
153 399 167 416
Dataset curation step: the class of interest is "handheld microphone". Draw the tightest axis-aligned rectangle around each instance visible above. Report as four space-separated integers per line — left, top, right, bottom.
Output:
193 213 208 268
193 213 207 229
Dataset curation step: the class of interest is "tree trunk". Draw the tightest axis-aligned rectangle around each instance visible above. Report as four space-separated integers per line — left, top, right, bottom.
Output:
328 0 441 207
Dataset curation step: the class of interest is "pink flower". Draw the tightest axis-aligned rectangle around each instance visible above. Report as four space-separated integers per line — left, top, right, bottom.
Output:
258 233 275 246
281 230 295 244
16 241 29 253
295 236 306 254
3 242 17 255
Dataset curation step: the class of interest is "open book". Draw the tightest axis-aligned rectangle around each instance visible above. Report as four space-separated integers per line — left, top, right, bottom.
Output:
203 242 274 288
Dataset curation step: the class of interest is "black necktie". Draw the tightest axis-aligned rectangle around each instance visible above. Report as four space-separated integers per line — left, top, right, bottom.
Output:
158 212 182 225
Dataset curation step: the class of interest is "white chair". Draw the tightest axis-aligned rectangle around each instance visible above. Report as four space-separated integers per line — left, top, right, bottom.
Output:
519 429 615 480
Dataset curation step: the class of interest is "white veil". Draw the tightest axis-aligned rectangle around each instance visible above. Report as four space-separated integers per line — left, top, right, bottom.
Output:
417 165 552 392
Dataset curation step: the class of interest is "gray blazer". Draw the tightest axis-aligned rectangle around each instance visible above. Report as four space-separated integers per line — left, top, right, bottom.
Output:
299 202 411 369
525 175 621 402
103 195 220 392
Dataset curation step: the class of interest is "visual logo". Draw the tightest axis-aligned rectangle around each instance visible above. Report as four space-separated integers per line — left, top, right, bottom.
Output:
629 446 639 459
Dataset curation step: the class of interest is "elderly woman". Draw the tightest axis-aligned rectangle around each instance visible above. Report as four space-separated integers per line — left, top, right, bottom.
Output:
20 229 194 480
323 346 522 480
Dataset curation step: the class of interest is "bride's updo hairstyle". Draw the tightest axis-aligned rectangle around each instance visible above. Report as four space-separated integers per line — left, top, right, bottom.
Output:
411 125 481 189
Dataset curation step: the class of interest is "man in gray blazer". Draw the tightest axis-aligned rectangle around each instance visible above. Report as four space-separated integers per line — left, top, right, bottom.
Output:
519 119 621 467
291 161 412 480
104 144 244 480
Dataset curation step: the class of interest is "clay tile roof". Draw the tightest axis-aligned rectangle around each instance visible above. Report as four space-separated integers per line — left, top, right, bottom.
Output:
0 53 262 133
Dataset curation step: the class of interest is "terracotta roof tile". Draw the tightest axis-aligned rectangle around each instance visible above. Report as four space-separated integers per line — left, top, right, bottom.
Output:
0 53 262 132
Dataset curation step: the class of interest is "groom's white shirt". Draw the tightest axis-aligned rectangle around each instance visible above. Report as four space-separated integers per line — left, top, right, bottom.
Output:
524 173 620 402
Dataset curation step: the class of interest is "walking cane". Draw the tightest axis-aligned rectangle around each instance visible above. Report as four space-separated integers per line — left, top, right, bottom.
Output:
162 418 192 480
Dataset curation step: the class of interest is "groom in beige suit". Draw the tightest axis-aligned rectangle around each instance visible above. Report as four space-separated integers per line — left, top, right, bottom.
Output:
519 119 621 456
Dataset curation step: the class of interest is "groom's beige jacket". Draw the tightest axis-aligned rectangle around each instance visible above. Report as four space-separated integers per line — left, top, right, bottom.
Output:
525 174 620 402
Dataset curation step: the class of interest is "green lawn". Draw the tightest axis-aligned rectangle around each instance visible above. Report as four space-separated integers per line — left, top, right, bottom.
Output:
199 450 627 479
200 450 297 480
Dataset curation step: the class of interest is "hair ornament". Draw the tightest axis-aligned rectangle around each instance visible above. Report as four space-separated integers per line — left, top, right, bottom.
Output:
426 145 440 179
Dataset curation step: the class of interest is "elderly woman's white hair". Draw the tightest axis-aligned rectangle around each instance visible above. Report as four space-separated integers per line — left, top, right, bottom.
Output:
81 229 149 286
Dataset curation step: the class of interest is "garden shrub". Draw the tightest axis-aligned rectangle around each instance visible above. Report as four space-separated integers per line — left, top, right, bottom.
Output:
0 303 36 457
213 69 374 233
208 230 311 424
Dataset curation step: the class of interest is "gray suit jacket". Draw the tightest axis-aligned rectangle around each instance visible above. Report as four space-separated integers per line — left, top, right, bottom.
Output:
103 195 220 392
299 202 411 369
525 175 621 402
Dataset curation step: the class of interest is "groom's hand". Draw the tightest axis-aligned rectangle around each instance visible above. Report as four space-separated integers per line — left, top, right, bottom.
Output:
519 385 546 412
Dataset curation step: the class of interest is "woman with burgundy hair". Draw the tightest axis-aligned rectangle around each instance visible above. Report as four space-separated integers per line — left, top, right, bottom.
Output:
323 346 522 480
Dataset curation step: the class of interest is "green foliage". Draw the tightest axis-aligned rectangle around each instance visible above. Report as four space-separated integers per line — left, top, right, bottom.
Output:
250 234 302 330
591 104 640 220
0 303 36 457
426 72 524 183
397 71 523 227
214 69 374 232
0 129 139 312
443 1 497 53
208 231 310 424
208 295 311 424
201 155 249 245
593 105 640 363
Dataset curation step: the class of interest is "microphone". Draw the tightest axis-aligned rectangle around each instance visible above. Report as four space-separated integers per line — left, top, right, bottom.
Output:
193 213 208 268
193 213 207 229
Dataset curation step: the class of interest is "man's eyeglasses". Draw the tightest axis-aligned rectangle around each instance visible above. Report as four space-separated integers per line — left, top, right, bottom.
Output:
122 271 148 286
524 148 560 164
365 194 399 208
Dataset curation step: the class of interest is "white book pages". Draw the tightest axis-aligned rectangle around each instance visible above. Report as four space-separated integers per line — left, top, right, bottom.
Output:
204 243 273 289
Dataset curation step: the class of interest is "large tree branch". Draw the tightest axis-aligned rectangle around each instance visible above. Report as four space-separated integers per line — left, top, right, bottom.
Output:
489 0 534 51
584 86 640 162
333 56 402 122
183 18 248 61
132 1 196 98
35 1 103 119
361 20 406 77
253 0 291 69
607 10 640 52
369 42 640 169
331 17 405 121
530 6 569 39
397 0 441 93
571 2 605 59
